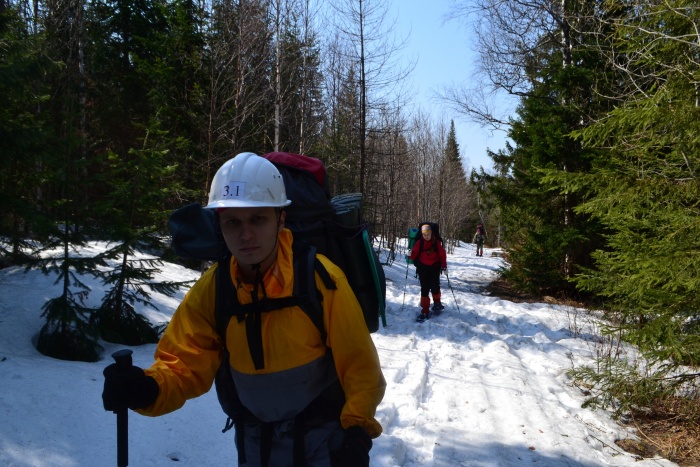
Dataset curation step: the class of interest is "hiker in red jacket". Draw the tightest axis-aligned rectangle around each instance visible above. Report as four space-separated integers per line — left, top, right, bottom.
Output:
409 223 447 322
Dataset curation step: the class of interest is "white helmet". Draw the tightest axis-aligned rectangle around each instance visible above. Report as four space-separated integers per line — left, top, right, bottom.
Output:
205 152 292 209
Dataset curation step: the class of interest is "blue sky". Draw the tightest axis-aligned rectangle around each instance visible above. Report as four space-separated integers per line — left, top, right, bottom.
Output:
391 0 513 172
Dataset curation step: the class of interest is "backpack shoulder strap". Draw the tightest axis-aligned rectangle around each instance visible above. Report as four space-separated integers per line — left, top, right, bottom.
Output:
214 242 336 349
215 253 236 345
291 239 337 344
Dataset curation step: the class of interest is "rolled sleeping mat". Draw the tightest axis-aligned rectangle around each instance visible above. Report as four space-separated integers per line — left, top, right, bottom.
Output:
406 227 420 264
332 194 380 332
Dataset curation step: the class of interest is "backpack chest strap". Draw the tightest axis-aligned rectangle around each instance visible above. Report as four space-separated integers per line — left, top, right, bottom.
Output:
237 297 300 370
215 241 333 371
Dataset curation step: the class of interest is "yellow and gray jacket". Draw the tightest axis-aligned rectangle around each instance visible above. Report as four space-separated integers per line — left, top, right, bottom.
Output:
139 228 385 439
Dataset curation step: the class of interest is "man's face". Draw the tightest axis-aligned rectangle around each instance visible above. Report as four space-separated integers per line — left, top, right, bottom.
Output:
219 207 285 268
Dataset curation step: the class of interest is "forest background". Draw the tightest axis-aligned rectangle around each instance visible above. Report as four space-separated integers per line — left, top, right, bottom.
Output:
2 0 700 439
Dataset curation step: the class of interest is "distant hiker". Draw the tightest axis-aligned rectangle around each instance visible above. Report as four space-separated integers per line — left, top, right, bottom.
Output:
102 153 386 466
473 223 487 257
408 223 447 322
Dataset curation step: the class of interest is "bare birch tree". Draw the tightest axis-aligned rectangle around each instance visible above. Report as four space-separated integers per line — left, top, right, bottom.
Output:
441 0 571 131
203 0 273 196
325 0 411 194
270 0 324 154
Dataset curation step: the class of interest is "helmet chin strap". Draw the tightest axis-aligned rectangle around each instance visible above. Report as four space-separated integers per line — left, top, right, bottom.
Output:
245 210 284 372
247 209 283 274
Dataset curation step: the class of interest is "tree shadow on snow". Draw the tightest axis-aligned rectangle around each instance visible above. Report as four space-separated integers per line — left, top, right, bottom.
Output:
376 428 631 466
383 302 599 351
431 438 618 466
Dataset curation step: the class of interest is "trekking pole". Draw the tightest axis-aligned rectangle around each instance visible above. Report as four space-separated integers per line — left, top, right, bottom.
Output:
111 349 133 467
400 259 410 311
444 270 461 314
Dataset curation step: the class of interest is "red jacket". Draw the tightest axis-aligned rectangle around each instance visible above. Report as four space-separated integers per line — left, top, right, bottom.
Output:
409 237 447 268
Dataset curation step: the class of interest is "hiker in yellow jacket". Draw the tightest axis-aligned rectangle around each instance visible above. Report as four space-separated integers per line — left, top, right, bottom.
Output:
102 153 386 466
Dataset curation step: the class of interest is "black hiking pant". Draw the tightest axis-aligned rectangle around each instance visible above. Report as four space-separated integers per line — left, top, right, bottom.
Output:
416 263 441 297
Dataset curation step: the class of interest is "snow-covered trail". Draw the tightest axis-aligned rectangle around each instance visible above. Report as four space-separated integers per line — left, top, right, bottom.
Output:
0 241 677 466
369 243 674 466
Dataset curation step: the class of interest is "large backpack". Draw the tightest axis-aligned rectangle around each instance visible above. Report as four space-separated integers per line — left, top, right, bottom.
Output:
167 152 387 331
167 152 386 456
406 222 442 277
262 152 386 332
419 222 441 243
406 222 443 272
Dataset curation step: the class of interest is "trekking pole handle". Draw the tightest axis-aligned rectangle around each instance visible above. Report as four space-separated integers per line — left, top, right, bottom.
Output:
112 349 133 467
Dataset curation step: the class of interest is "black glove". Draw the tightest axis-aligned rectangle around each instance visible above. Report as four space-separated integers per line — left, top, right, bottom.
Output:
441 268 447 275
330 426 372 467
102 363 159 412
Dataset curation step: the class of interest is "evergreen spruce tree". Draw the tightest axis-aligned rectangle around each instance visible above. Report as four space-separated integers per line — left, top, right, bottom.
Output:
477 0 620 297
34 0 111 362
0 5 56 264
142 0 208 202
554 1 700 366
83 0 193 346
93 121 191 345
442 120 471 244
488 44 606 296
444 121 463 174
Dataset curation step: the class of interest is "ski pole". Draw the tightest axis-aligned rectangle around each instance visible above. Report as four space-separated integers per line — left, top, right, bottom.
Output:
112 349 133 467
444 269 461 314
